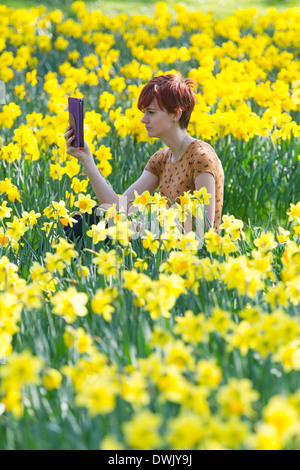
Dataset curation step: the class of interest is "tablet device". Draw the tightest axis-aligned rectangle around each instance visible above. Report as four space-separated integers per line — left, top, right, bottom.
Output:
68 97 84 148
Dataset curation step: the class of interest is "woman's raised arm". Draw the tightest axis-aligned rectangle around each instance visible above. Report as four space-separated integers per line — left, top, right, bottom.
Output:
64 126 158 213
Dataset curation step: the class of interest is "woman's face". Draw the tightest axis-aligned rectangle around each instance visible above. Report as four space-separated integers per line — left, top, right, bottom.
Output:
141 99 174 139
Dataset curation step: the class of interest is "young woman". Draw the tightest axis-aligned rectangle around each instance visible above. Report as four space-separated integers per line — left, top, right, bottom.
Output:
64 73 224 242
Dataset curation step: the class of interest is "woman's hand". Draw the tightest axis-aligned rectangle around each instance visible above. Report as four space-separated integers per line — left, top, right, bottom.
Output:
64 125 93 164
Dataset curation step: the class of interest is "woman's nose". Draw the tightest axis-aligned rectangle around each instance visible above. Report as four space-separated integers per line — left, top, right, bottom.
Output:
141 114 148 123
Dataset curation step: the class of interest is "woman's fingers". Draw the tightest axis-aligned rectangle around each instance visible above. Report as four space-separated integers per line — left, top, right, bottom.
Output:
63 126 85 158
64 128 76 147
64 126 71 137
66 145 78 157
67 135 75 145
64 136 90 162
66 141 85 158
64 126 72 136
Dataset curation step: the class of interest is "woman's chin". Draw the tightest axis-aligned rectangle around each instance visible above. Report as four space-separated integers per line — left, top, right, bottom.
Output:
146 129 158 138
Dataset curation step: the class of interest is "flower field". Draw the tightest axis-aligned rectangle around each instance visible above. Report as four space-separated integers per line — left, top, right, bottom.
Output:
0 0 300 450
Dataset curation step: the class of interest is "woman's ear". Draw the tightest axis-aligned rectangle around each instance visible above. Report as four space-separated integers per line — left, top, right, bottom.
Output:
172 108 183 122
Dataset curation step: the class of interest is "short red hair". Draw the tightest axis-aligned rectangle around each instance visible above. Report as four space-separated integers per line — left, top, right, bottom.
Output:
138 73 197 129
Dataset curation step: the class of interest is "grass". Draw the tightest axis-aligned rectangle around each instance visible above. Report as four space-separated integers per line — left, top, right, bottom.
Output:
3 0 300 17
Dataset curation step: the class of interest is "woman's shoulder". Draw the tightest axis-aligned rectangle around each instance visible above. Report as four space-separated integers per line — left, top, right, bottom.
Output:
145 146 170 174
191 139 218 157
149 146 170 163
190 140 223 168
190 139 224 178
155 146 171 157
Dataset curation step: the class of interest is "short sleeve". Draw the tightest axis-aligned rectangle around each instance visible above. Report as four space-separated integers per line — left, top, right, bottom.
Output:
144 151 162 177
192 144 218 181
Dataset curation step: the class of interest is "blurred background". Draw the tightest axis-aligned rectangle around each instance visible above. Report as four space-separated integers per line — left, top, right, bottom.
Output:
3 0 300 17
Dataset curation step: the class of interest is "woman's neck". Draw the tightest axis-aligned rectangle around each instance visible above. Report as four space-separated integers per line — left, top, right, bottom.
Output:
162 129 193 163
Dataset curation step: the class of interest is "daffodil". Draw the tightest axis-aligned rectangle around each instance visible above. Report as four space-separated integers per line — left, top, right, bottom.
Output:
63 325 94 354
287 202 300 224
6 216 27 240
0 349 43 386
253 231 277 252
43 368 63 390
120 370 150 407
74 193 97 214
53 237 77 265
220 214 245 240
123 410 162 450
217 378 259 418
91 286 118 321
92 249 121 279
263 395 299 436
166 412 205 449
0 201 12 220
44 252 66 276
87 220 107 245
21 210 41 229
75 374 118 416
174 310 208 344
51 286 89 324
0 178 22 203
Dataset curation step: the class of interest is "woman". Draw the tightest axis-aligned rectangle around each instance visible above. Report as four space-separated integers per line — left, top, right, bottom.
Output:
64 73 224 243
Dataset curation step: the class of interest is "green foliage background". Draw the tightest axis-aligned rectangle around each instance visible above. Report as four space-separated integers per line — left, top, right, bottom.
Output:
4 0 300 17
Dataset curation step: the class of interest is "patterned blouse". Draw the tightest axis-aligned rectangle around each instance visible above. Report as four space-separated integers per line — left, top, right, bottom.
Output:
144 139 224 232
